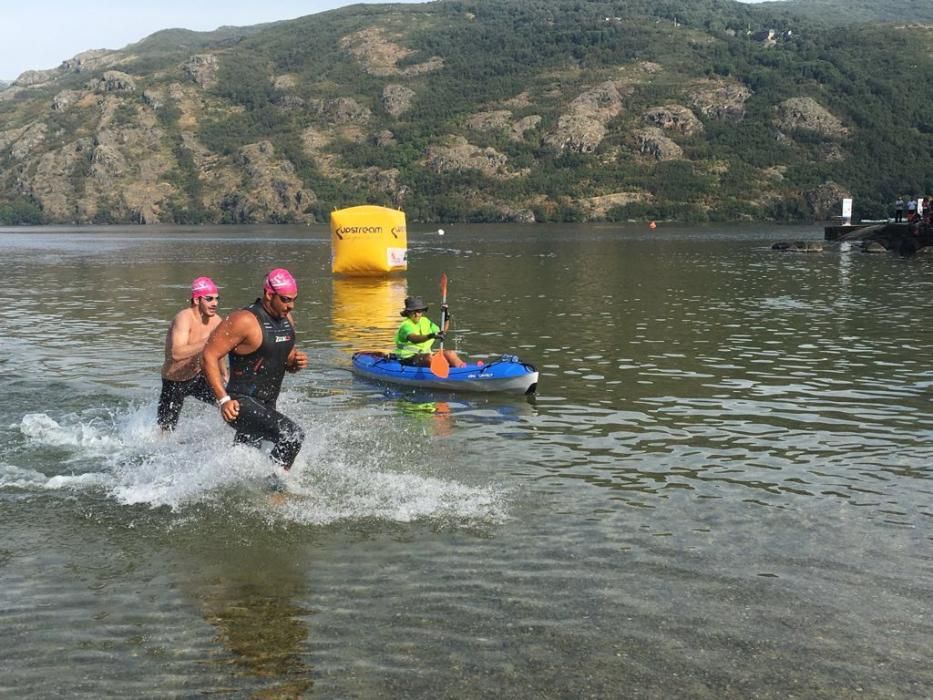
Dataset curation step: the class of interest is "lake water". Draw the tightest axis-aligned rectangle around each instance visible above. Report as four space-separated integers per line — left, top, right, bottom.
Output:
1 223 930 698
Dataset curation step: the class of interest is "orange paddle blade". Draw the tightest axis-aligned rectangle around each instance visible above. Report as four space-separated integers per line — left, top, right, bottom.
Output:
430 351 450 378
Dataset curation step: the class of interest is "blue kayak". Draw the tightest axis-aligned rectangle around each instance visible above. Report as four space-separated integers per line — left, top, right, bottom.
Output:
351 352 539 395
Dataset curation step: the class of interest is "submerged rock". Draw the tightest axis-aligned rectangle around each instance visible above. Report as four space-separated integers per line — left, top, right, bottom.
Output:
772 240 822 252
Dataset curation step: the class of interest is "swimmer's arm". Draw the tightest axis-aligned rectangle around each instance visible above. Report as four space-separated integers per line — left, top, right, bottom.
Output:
211 315 229 384
202 312 253 400
202 312 258 421
284 313 307 372
286 347 308 372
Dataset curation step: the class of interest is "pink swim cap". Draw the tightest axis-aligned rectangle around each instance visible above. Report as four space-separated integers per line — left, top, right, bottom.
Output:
264 268 298 296
191 276 218 299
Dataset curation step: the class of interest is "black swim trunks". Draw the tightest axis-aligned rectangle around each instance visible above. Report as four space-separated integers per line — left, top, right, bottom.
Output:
157 374 216 431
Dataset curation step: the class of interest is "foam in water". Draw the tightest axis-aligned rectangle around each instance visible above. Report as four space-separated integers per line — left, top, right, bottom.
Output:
5 393 508 526
19 411 124 452
0 463 49 489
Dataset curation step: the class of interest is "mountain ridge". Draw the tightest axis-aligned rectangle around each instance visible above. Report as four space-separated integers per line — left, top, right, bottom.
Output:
1 0 931 225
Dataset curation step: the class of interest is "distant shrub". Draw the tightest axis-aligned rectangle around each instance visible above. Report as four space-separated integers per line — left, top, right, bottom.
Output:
0 197 45 225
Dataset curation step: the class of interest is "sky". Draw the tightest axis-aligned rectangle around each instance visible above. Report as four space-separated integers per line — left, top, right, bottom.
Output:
0 0 424 81
0 0 768 82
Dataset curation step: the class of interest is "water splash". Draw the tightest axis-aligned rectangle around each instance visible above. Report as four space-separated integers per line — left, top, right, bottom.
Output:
0 463 49 489
9 395 508 527
19 412 123 452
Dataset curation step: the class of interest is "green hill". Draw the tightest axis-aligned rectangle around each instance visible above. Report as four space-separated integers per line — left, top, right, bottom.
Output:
0 0 931 225
756 0 933 25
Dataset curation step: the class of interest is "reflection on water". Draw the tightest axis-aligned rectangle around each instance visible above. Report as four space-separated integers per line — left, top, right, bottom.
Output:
331 276 407 354
193 540 313 696
395 397 456 437
1 224 932 697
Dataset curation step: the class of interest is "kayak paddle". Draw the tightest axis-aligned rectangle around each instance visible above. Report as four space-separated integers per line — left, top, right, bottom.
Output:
430 273 450 378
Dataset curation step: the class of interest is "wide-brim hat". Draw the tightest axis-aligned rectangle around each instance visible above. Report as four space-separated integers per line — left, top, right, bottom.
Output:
401 296 429 316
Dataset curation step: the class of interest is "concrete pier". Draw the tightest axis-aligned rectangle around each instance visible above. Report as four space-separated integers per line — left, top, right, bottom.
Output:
824 223 872 241
826 221 933 255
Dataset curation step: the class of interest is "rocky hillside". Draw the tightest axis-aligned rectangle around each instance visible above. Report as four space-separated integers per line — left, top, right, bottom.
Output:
1 0 931 225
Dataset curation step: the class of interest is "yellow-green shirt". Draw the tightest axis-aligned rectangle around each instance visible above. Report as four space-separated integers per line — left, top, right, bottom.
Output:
395 316 440 358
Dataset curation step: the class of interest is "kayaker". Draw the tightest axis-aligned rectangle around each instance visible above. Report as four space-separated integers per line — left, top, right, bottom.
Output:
395 296 466 368
201 268 308 470
158 276 226 432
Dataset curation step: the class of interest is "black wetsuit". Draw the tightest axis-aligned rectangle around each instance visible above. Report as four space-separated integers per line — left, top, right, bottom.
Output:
157 374 216 431
225 300 305 469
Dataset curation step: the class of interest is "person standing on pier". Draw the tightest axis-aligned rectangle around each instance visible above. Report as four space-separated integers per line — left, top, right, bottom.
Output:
894 196 905 223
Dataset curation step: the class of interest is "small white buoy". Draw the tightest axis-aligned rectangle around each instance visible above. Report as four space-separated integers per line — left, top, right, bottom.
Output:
437 228 445 236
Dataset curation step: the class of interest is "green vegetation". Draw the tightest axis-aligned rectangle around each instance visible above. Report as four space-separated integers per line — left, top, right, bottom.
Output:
0 0 931 224
757 0 933 25
0 197 45 225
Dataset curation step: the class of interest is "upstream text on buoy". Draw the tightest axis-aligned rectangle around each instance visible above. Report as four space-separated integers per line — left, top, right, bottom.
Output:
331 205 408 276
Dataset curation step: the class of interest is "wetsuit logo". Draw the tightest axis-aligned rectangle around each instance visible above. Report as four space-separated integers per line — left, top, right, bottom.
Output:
274 335 291 343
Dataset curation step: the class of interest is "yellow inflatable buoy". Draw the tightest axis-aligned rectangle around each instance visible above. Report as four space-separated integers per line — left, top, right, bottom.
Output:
331 205 408 276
